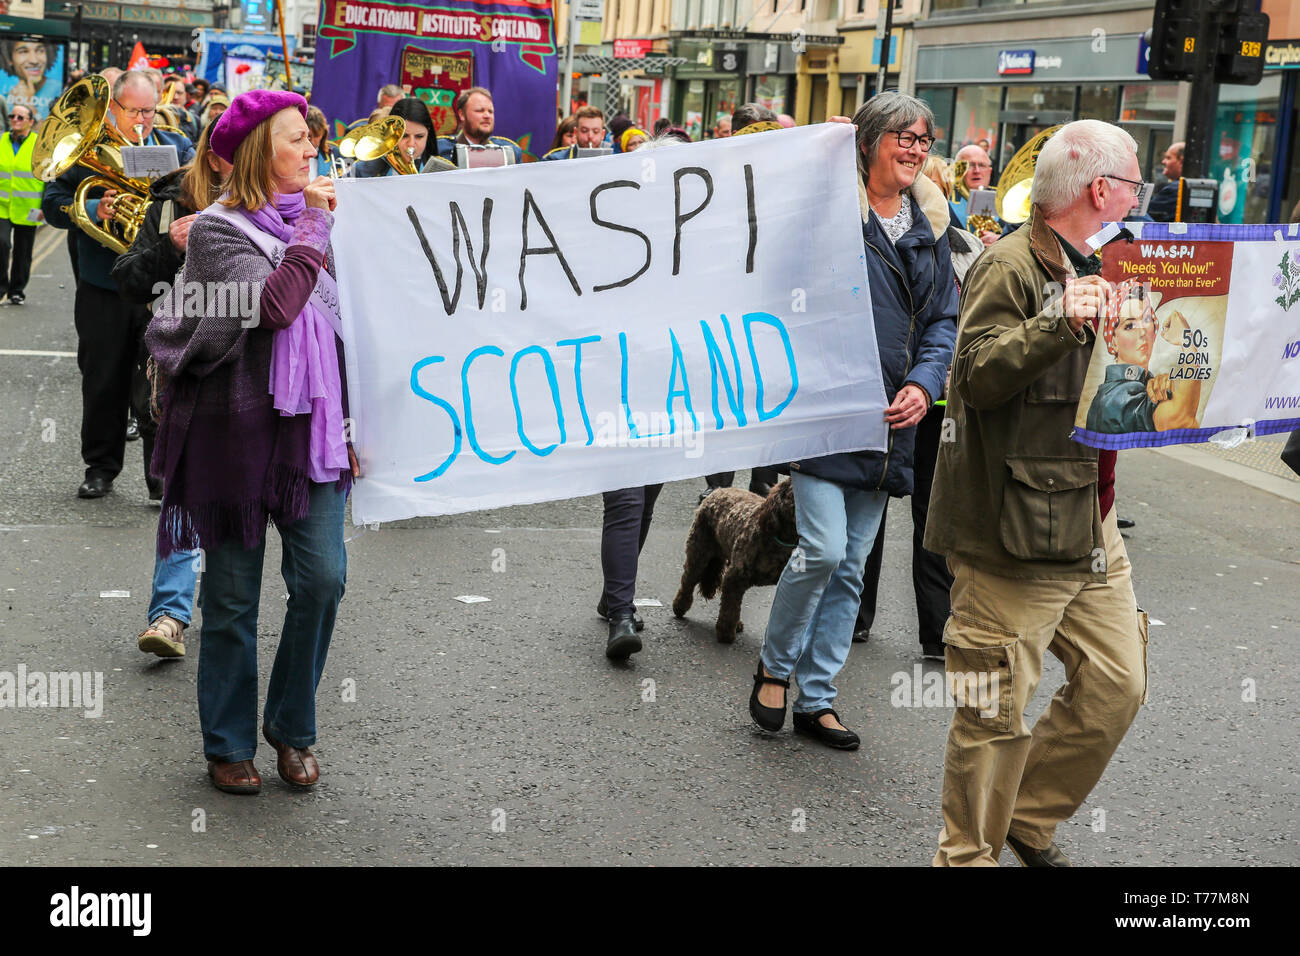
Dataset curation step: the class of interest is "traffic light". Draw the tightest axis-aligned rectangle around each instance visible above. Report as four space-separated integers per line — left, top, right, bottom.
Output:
1146 0 1270 86
1147 0 1206 81
1216 8 1269 85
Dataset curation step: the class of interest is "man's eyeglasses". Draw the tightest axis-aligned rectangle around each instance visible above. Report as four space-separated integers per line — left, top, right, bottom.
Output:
965 161 992 170
113 99 156 119
890 130 936 152
1102 174 1147 197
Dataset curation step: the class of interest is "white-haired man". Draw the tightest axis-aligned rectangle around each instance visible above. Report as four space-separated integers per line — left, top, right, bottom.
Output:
951 143 997 247
924 119 1148 866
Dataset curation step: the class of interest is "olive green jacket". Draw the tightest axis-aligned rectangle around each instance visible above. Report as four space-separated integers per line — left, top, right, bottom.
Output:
924 204 1107 582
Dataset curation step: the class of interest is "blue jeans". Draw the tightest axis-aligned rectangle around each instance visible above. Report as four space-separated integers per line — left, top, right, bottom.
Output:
197 482 346 762
761 471 887 713
148 548 199 626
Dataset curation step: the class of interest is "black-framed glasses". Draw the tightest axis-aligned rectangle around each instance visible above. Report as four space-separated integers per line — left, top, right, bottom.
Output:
113 99 156 119
890 129 935 152
1102 174 1146 196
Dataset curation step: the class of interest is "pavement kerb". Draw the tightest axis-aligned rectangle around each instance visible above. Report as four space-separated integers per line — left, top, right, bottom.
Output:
1149 443 1300 506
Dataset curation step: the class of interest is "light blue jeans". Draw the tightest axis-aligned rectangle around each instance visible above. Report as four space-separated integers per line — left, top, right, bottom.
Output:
761 471 888 714
148 547 200 626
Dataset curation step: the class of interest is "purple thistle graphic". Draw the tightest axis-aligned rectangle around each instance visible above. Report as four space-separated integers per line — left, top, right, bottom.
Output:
1293 249 1300 265
1274 272 1283 287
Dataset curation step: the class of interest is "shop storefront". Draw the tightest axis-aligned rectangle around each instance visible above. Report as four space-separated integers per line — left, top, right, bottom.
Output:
914 33 1177 179
832 25 905 119
1212 0 1299 223
668 30 839 137
670 35 752 139
47 1 214 73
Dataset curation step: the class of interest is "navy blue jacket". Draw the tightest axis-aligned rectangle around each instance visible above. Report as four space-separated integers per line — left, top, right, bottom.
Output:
43 127 195 291
792 196 958 496
1147 181 1179 222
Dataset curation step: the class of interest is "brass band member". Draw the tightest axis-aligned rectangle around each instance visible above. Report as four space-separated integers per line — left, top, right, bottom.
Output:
42 70 195 500
435 86 523 164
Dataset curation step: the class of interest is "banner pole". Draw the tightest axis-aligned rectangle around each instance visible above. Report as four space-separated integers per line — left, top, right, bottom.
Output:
275 0 294 89
561 6 576 116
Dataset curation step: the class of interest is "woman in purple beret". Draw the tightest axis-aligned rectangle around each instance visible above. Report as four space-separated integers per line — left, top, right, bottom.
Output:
146 89 357 795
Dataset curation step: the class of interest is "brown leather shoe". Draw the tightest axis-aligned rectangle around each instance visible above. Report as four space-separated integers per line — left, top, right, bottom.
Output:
207 759 262 794
262 726 320 787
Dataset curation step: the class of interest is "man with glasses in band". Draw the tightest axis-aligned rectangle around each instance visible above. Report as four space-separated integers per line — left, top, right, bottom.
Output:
42 70 195 501
950 143 998 247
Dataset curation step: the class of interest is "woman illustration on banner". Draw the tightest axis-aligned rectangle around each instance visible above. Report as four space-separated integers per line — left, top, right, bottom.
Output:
1086 280 1204 434
0 37 64 118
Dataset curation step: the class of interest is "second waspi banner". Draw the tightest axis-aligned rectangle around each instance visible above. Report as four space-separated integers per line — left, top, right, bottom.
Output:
332 124 887 524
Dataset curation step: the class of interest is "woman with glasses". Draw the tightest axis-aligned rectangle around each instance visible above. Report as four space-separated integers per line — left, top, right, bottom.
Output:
748 92 958 750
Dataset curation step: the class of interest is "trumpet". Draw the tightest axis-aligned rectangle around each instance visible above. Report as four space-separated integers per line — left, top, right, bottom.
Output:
32 75 152 256
339 117 419 175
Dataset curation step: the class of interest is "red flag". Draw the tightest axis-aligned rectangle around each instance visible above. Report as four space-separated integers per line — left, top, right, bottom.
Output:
128 41 149 71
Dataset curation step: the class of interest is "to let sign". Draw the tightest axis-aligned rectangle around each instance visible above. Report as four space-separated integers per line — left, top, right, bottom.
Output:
614 38 652 58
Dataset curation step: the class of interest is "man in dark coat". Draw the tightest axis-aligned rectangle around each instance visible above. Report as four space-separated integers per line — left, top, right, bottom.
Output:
42 70 195 500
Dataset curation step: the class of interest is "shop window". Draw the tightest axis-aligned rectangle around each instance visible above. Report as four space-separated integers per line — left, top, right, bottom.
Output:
1003 85 1074 114
1120 84 1178 124
952 85 1001 156
1213 74 1282 224
918 87 956 158
1078 84 1119 122
753 75 788 117
301 22 317 47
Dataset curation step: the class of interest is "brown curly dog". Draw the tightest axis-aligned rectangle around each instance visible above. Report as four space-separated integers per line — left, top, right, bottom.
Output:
672 479 798 643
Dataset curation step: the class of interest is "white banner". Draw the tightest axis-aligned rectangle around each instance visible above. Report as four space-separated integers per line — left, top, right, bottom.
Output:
333 124 887 523
1073 224 1300 450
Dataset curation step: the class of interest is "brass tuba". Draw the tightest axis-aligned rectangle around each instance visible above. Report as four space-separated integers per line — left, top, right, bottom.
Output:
994 125 1062 226
32 76 152 256
340 116 420 175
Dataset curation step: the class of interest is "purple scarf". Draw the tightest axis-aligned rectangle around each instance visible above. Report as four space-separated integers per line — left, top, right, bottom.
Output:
244 192 349 483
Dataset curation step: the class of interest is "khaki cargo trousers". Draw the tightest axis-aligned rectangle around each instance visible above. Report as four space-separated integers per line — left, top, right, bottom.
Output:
933 509 1148 866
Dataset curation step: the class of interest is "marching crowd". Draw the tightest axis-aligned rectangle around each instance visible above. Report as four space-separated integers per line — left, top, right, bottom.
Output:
29 64 1155 866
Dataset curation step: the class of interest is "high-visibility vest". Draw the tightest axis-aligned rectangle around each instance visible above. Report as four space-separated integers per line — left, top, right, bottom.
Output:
0 132 43 226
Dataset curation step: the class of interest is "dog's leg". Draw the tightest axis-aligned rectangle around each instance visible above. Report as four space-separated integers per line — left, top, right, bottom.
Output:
714 568 748 644
673 518 709 618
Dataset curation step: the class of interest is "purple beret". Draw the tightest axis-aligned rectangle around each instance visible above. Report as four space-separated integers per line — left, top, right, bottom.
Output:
210 89 308 163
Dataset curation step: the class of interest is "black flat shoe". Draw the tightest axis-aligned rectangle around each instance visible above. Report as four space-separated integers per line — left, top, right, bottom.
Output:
597 596 644 631
605 612 642 660
125 415 140 442
793 708 860 750
749 660 789 732
76 476 113 499
1116 516 1135 529
852 628 870 643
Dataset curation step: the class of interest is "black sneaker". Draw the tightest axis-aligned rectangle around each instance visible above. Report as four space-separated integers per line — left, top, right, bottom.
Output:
605 613 642 660
1005 833 1071 867
852 628 870 643
125 415 140 442
7 292 23 305
792 708 860 750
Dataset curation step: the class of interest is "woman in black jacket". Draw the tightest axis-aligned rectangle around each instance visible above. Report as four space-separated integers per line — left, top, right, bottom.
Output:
112 121 230 659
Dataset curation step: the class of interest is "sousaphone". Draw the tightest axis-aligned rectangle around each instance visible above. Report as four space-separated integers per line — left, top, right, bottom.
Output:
995 125 1062 225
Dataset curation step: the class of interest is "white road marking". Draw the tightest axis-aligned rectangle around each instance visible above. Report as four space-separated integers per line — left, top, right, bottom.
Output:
0 349 77 358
